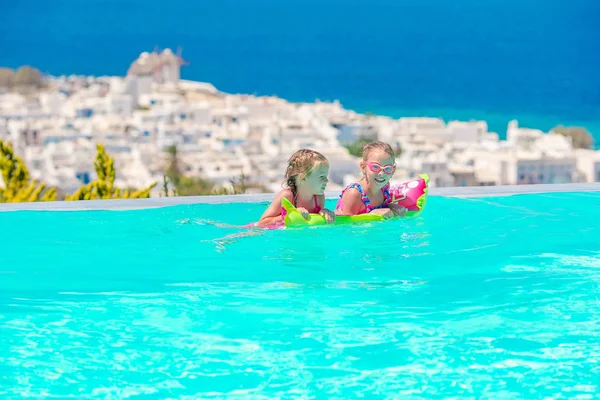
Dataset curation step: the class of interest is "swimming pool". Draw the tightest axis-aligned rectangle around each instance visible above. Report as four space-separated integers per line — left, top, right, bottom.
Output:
1 191 599 398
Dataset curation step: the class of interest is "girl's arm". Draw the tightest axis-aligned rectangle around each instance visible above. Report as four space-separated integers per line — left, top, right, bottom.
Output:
316 194 335 224
256 190 293 227
334 189 364 216
369 207 395 219
388 203 407 217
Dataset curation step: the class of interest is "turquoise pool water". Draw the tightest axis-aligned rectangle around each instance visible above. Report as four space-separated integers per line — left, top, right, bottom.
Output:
1 192 600 398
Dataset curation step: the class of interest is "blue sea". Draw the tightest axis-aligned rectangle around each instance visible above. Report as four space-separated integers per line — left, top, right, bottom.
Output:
1 0 599 140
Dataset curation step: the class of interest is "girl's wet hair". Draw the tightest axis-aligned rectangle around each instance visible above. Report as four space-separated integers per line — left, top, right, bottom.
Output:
283 149 328 204
362 141 395 161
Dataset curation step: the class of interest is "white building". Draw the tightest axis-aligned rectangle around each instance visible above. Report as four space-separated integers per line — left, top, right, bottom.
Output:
39 92 67 115
506 120 544 148
447 120 488 143
335 122 377 145
397 117 450 144
127 48 183 87
396 142 454 187
575 149 600 183
0 118 8 141
106 93 134 116
40 139 96 192
497 150 576 185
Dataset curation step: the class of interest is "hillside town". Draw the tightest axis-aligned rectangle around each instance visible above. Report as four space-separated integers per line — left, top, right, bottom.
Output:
1 48 599 197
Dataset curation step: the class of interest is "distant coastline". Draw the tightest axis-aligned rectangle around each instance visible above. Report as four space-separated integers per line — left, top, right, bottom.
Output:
2 62 598 151
3 64 599 151
354 105 600 149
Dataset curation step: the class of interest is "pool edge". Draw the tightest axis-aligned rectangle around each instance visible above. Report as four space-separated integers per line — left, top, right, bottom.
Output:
1 182 599 211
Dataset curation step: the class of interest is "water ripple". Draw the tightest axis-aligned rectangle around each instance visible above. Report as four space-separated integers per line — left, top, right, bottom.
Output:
1 195 600 397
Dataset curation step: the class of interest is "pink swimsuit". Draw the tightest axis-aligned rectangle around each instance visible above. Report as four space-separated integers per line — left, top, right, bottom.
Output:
281 194 322 219
336 183 391 214
248 194 322 229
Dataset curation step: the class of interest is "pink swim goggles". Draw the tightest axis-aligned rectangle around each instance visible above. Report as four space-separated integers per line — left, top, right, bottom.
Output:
366 162 396 174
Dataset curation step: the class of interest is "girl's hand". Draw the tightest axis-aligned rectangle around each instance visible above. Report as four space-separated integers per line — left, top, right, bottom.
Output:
297 207 310 220
370 208 395 219
319 209 336 224
388 204 407 217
